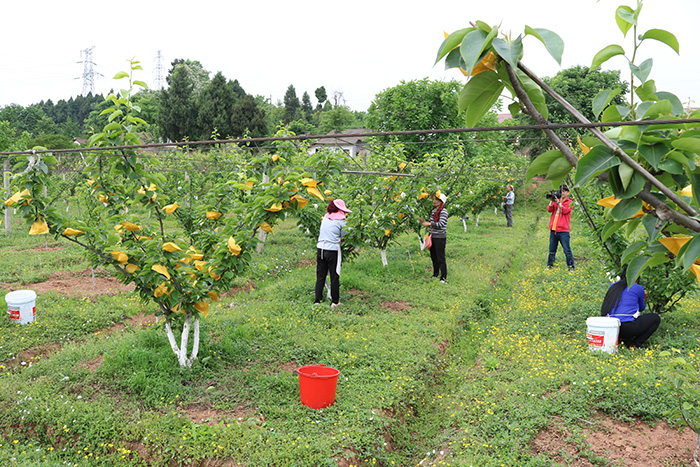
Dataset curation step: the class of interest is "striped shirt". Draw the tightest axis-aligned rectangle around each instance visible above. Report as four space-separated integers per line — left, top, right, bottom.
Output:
429 208 448 239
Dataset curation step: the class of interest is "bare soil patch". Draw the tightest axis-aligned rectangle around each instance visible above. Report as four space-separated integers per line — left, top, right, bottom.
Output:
17 243 64 253
180 403 258 426
381 300 412 313
531 415 698 466
80 355 105 374
296 258 315 268
0 267 134 296
3 343 62 370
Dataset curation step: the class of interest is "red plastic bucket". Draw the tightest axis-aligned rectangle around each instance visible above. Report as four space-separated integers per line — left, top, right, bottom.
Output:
297 364 340 409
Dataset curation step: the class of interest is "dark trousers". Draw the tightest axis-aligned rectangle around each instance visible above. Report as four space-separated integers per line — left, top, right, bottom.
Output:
505 204 513 227
548 231 574 268
619 313 661 347
315 249 340 304
430 237 447 280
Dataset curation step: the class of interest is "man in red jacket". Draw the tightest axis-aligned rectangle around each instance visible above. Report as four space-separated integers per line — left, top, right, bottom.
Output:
546 185 575 272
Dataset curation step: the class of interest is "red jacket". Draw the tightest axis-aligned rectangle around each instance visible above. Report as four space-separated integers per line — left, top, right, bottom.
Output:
547 197 572 232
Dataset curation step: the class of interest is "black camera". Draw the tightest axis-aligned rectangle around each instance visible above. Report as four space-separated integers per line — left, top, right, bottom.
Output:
545 190 562 201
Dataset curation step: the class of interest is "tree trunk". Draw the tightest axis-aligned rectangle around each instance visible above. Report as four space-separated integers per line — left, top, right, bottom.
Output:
4 159 10 235
462 218 467 233
165 312 200 368
257 173 270 253
380 248 388 267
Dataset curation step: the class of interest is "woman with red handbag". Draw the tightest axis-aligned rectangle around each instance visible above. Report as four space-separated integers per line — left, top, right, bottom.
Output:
419 192 448 284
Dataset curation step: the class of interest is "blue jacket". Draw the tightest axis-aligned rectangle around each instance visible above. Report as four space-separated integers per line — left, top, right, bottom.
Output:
608 282 646 323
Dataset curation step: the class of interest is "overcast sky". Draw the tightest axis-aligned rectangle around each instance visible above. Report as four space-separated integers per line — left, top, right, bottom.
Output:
2 0 698 114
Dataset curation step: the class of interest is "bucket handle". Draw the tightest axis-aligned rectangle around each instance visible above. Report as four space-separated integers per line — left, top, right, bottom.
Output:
295 363 327 377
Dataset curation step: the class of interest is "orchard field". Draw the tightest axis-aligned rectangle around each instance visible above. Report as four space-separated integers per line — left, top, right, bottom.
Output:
1 189 700 467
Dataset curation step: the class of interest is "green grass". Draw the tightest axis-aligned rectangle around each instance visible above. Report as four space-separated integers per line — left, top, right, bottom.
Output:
0 203 698 466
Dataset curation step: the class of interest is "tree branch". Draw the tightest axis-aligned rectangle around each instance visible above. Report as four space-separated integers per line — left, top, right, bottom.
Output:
516 62 698 218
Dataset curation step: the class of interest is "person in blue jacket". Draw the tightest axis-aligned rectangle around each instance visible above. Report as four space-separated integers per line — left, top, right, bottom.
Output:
600 268 660 348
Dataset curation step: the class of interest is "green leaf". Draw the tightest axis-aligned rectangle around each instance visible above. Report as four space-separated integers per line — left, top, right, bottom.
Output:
611 197 642 220
507 101 521 117
524 27 564 64
619 126 642 146
591 44 625 70
601 105 622 123
641 29 680 54
526 149 565 181
671 137 700 154
517 70 548 119
546 157 573 184
475 21 491 32
113 71 129 80
435 27 474 63
458 71 505 127
635 80 658 101
681 234 700 270
622 172 646 199
574 145 619 187
133 80 148 89
638 143 669 170
629 58 653 83
692 173 700 208
618 163 635 190
602 220 626 242
616 5 636 35
659 159 684 174
459 29 489 76
655 92 684 115
103 122 121 132
626 255 650 284
492 36 524 71
622 241 647 265
444 48 464 71
668 151 694 170
646 252 670 269
642 100 673 119
642 214 664 241
593 88 622 118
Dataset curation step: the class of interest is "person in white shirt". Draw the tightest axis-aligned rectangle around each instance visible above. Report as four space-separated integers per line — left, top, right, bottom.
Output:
502 184 515 227
314 199 351 308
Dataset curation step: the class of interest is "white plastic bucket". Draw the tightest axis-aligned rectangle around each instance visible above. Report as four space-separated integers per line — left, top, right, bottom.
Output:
5 290 37 325
586 316 620 353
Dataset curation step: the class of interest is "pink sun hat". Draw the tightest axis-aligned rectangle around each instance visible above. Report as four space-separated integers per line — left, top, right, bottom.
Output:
333 199 352 213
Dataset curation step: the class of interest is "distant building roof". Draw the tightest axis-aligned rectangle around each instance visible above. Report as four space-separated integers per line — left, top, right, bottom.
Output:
497 113 512 123
311 128 368 147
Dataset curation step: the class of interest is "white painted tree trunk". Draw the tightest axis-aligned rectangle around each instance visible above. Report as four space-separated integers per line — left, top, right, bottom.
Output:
256 173 270 253
165 312 200 368
419 235 426 251
325 276 332 301
476 213 480 226
4 159 10 235
256 230 268 253
462 218 467 233
380 248 388 267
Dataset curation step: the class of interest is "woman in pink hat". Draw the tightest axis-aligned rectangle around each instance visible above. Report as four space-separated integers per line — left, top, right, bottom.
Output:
315 199 351 308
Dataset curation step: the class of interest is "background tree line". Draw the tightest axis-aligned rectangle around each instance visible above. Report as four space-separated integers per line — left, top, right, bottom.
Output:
0 60 627 167
0 58 367 150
